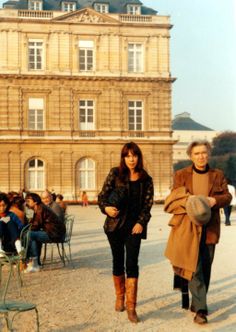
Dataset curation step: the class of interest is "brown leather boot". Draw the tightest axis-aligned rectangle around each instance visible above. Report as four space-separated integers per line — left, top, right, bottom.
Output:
113 275 125 312
125 277 139 323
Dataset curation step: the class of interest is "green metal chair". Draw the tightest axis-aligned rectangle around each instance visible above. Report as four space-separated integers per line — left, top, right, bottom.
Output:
0 224 40 331
42 214 74 268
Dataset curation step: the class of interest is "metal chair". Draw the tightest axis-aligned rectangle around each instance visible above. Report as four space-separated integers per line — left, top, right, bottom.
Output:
0 224 31 290
42 214 74 268
0 224 40 331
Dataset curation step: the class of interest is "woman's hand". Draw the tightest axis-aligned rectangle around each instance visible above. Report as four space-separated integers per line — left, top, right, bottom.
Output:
132 223 143 234
105 206 119 218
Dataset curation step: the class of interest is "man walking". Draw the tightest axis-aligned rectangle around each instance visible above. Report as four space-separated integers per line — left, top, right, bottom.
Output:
165 140 231 324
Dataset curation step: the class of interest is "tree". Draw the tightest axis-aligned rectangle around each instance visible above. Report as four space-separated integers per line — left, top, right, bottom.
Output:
211 131 236 156
210 131 236 186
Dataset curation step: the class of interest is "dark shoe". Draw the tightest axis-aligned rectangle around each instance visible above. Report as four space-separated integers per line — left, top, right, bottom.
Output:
182 293 189 310
225 223 231 226
194 311 208 324
191 305 208 315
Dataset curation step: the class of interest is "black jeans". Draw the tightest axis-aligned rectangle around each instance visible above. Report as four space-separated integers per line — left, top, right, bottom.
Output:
106 228 142 278
0 220 20 252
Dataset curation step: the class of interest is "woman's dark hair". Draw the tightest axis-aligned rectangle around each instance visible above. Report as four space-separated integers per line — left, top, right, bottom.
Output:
25 193 42 205
10 196 25 211
0 192 10 211
119 142 144 181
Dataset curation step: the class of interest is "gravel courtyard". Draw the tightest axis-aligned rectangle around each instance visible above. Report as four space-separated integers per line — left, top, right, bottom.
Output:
1 205 236 332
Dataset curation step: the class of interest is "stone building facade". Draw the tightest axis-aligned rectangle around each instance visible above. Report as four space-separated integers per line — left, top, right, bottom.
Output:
0 1 175 201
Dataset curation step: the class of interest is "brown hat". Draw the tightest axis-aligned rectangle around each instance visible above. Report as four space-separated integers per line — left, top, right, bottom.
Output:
186 195 211 226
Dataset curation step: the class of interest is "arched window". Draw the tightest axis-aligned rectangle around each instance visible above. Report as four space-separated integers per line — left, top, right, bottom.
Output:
78 158 95 189
27 158 45 190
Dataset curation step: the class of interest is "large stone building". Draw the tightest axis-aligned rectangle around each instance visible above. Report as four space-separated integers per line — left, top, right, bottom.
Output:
0 0 175 201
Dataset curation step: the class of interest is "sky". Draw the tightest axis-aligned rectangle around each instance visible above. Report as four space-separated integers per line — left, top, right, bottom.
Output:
0 0 235 131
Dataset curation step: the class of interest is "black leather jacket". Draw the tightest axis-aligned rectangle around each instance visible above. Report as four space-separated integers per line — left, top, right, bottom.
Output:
98 167 154 239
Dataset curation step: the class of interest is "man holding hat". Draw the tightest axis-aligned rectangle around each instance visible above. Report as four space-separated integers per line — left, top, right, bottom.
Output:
165 140 231 325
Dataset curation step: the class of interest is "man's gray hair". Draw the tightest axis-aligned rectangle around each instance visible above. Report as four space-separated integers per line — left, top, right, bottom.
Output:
186 140 212 157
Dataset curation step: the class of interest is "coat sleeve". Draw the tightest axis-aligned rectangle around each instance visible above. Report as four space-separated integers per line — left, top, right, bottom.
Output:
98 168 117 215
211 171 232 208
136 177 154 227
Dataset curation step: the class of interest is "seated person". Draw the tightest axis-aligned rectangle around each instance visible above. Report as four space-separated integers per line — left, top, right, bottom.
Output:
25 193 66 272
0 192 24 257
55 194 67 214
9 195 26 225
41 190 65 222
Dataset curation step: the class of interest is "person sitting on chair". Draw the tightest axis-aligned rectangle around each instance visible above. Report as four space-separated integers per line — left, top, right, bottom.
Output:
55 194 67 214
0 192 24 257
25 193 66 272
41 190 65 222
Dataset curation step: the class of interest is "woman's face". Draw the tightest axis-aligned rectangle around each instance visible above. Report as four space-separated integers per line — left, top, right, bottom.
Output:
124 150 138 171
0 200 7 214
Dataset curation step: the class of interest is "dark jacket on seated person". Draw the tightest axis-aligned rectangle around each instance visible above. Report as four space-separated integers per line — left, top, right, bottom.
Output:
30 204 66 242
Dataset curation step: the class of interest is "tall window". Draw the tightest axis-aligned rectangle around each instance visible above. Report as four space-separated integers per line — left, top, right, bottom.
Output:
128 101 143 130
28 0 42 10
79 40 94 72
28 40 43 70
128 43 143 73
127 5 141 15
94 3 109 13
79 100 94 130
27 159 45 190
61 2 76 11
28 98 44 130
78 158 95 189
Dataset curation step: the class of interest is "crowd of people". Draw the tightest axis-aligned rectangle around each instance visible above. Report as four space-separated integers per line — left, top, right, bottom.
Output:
0 189 67 273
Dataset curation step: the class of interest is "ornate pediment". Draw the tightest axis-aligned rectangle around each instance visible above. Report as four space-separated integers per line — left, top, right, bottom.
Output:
52 8 119 24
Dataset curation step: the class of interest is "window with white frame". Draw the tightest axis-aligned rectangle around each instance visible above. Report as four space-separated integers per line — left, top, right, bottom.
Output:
28 98 44 130
79 100 94 130
27 158 45 190
128 100 143 130
127 4 141 15
78 158 95 189
79 40 94 72
128 43 143 73
94 3 109 13
28 40 43 70
61 1 76 11
28 0 43 10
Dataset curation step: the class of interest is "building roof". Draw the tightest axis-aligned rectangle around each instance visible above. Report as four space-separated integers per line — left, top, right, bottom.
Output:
2 0 158 14
172 112 213 131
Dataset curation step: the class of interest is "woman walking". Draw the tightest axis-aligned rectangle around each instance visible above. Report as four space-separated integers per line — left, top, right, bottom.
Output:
98 142 153 323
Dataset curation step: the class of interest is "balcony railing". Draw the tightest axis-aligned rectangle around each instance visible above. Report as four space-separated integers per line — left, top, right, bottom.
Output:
18 10 54 19
127 131 144 137
119 14 152 23
27 130 45 136
79 131 96 137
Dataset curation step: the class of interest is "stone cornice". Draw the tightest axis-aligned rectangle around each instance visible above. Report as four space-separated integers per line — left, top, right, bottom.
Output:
0 17 172 29
0 74 176 83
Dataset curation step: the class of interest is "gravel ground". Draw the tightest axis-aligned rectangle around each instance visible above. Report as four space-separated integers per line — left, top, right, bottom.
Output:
0 205 236 332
